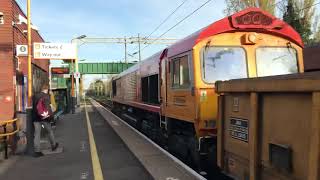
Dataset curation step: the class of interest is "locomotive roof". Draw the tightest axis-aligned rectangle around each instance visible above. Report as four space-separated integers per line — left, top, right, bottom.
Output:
166 7 303 57
115 51 162 78
115 8 303 79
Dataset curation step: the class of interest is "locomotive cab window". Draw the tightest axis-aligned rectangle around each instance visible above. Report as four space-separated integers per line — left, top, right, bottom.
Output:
202 47 248 83
171 55 190 88
256 47 298 77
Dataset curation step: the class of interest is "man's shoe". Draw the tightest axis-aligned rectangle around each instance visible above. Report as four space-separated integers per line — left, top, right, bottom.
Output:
51 143 59 151
33 152 44 157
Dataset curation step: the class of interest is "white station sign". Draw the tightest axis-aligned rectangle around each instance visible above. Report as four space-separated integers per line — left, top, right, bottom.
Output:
16 45 28 56
33 43 77 60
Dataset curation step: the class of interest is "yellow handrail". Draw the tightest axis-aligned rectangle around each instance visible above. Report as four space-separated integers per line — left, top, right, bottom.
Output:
0 118 18 125
0 128 19 138
0 118 19 137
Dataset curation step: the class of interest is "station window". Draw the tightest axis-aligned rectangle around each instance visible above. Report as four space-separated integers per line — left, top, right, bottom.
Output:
171 55 190 88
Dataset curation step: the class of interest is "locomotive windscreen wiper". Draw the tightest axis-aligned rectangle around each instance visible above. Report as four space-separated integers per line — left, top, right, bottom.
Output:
272 55 287 61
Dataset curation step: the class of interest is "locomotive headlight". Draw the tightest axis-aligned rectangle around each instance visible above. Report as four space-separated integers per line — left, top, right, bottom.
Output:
248 33 257 43
242 33 258 45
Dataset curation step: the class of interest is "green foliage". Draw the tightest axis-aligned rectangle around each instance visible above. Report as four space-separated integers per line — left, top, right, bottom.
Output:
283 0 316 45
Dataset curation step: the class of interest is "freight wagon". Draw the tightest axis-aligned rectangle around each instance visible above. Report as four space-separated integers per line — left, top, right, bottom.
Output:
215 72 320 180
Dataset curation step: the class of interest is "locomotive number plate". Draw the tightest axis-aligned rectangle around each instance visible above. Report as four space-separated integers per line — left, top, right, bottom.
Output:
229 118 248 142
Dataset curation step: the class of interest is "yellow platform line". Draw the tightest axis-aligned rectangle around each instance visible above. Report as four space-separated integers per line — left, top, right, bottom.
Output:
84 100 104 180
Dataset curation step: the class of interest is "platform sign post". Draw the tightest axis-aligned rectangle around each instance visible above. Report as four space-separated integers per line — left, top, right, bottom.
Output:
74 45 80 107
71 60 75 114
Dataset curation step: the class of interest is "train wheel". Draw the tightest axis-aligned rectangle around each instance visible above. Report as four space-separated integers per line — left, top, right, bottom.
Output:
205 145 222 179
157 130 168 150
187 137 201 171
141 119 151 138
168 134 185 159
135 117 142 131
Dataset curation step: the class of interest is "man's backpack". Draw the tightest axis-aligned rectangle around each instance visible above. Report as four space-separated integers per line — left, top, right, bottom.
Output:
36 97 51 120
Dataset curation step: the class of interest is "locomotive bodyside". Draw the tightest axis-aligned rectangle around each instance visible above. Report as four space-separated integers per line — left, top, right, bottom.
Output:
110 7 304 176
112 52 161 113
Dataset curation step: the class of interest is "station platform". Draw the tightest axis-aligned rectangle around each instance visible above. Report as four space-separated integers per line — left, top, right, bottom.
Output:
0 99 205 180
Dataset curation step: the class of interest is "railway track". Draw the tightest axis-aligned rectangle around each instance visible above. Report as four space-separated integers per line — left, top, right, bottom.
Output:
95 99 112 109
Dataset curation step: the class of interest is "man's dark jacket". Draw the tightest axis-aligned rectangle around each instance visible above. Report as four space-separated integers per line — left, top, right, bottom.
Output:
32 92 52 122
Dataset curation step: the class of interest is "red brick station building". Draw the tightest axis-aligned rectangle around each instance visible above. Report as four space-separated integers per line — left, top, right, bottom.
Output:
0 0 49 122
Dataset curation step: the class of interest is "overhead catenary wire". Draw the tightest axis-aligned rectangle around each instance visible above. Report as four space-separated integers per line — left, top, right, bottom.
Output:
145 0 189 40
142 0 319 52
141 0 213 52
129 0 188 54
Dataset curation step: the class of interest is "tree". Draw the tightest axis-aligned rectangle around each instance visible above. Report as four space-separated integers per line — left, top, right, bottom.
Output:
309 26 320 45
307 13 320 45
299 0 315 44
283 0 305 38
314 30 320 43
224 0 276 15
283 0 315 45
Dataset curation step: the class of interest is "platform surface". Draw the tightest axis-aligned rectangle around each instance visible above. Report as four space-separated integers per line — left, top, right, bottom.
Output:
0 103 152 180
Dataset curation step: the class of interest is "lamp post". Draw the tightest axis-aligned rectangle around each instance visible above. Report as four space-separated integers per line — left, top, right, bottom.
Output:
138 33 141 62
71 59 75 114
26 0 34 155
27 0 32 106
71 35 86 108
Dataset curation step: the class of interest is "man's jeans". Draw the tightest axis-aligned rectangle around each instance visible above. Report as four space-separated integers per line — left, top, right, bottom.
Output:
33 121 56 152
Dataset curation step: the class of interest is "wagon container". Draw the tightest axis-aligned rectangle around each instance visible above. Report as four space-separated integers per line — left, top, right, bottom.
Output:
215 72 320 180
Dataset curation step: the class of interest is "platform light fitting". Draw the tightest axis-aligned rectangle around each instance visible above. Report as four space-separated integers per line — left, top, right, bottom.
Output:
76 35 87 39
0 12 4 25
